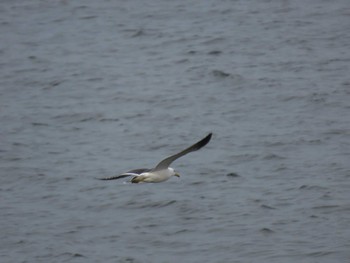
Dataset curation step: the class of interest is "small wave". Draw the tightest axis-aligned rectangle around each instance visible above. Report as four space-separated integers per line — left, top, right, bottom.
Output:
212 69 231 78
260 204 276 210
57 252 85 259
53 112 104 124
260 227 274 234
31 122 49 126
148 200 177 208
312 205 340 209
299 185 327 190
125 200 177 209
305 250 337 257
262 153 286 160
208 50 222 55
226 172 240 177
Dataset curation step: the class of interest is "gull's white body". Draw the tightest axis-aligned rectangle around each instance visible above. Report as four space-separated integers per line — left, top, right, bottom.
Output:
135 168 176 183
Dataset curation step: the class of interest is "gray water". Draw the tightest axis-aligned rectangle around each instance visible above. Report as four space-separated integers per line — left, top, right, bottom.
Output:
1 1 350 262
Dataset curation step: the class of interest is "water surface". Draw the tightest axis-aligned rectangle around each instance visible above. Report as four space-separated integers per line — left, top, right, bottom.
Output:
1 1 349 262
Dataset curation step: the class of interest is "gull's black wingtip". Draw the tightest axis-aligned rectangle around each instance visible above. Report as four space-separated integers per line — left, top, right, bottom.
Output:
204 132 212 142
197 132 212 149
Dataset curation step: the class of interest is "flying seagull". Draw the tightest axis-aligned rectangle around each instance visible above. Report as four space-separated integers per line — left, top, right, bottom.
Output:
99 133 212 183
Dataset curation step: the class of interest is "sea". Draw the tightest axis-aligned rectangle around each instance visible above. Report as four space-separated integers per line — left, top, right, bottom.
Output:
1 0 349 262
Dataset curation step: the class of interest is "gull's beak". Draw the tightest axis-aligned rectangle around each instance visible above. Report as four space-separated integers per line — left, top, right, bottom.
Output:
174 172 180 178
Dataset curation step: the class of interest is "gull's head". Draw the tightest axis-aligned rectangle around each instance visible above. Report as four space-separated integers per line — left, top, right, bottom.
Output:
169 167 180 178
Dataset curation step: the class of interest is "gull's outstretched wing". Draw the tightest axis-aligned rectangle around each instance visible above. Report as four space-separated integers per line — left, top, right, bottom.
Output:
152 133 212 171
98 168 151 180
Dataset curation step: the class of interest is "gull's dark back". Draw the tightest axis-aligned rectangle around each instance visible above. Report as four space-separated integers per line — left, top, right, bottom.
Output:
152 133 212 171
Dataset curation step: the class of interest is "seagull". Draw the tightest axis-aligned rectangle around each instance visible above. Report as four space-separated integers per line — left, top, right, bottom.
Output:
99 133 212 183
